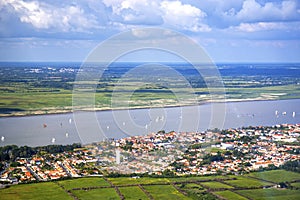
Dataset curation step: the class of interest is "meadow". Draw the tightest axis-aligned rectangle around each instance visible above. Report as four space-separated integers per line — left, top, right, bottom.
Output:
1 169 299 200
1 63 300 116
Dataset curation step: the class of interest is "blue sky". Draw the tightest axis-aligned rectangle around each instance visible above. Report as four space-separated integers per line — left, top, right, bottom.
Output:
0 0 299 63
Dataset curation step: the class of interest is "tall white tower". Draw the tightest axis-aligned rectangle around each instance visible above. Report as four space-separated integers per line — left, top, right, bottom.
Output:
116 142 120 164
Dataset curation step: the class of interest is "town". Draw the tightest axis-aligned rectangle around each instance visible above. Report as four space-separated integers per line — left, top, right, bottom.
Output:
0 124 299 185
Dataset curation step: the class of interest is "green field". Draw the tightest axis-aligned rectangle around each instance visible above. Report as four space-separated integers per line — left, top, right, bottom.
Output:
225 176 274 188
200 181 234 189
119 186 149 199
1 170 299 200
291 182 300 189
108 177 170 186
214 190 248 200
59 177 110 190
248 170 300 183
143 185 191 200
237 188 300 200
167 175 230 182
71 188 120 200
0 182 73 200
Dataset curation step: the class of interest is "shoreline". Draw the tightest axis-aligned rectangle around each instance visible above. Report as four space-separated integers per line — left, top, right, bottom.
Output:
1 97 299 118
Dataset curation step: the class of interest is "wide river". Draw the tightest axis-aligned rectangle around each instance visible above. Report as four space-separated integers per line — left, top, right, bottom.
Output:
0 99 299 147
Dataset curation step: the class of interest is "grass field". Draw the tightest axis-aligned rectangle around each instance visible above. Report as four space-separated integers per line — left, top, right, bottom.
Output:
71 188 120 200
214 190 248 200
237 188 300 200
224 176 274 188
143 185 191 200
200 181 234 189
119 186 149 199
1 170 299 200
291 182 300 189
247 170 300 183
0 182 73 200
59 177 110 190
108 177 170 186
167 175 230 182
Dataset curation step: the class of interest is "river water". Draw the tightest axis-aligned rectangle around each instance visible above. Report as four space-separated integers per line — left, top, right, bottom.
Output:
0 99 299 147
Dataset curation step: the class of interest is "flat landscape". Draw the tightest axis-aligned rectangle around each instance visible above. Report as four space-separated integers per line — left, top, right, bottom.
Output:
0 63 299 116
1 169 300 200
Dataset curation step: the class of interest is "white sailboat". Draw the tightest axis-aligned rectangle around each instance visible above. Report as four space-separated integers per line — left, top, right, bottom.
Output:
51 137 56 143
1 136 4 142
65 132 69 138
293 112 296 118
275 110 278 116
69 118 72 124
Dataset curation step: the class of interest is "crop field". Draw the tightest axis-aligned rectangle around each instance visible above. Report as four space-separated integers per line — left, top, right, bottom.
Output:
1 63 300 117
247 169 300 183
0 182 72 200
71 188 120 200
143 185 191 200
236 188 300 200
59 177 110 190
214 190 248 200
107 177 170 186
200 181 234 189
224 176 274 188
1 170 299 199
119 186 149 200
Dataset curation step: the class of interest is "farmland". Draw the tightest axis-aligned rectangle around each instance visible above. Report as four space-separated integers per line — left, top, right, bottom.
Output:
1 169 299 199
1 63 300 117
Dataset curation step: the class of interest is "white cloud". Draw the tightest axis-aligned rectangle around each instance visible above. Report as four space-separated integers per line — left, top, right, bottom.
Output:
102 0 211 32
160 1 211 32
2 0 100 32
236 0 299 22
231 21 300 32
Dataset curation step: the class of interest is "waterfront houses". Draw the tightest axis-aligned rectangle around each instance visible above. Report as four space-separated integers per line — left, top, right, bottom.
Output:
0 124 299 184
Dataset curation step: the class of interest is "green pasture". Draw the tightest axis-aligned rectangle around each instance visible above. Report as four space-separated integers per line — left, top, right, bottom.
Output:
224 176 274 188
247 170 300 183
143 185 191 200
119 186 149 200
237 188 300 200
0 182 72 200
200 181 234 189
214 190 248 200
108 177 169 186
59 177 110 190
71 188 120 200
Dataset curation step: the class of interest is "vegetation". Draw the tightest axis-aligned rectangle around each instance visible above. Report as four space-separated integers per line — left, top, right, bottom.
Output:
0 143 81 162
247 169 300 183
1 63 300 116
200 181 234 189
224 176 273 188
71 188 120 200
143 185 191 200
59 177 110 190
214 190 248 200
1 169 299 199
119 186 149 200
237 188 300 200
0 182 73 200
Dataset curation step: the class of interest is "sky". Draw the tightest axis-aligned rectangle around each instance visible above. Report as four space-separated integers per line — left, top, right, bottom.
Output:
0 0 300 63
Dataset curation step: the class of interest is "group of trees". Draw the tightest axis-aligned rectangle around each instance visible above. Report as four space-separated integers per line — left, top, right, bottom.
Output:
0 143 82 162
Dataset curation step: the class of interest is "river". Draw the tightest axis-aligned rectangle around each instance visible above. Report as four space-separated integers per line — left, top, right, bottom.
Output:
0 99 299 146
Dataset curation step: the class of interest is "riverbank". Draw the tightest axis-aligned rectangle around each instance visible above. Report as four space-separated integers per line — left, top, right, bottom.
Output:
0 96 299 118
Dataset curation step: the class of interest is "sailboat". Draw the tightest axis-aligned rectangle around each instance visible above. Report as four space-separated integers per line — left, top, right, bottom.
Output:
292 112 296 118
65 132 69 138
51 137 56 143
69 118 72 124
1 136 4 142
